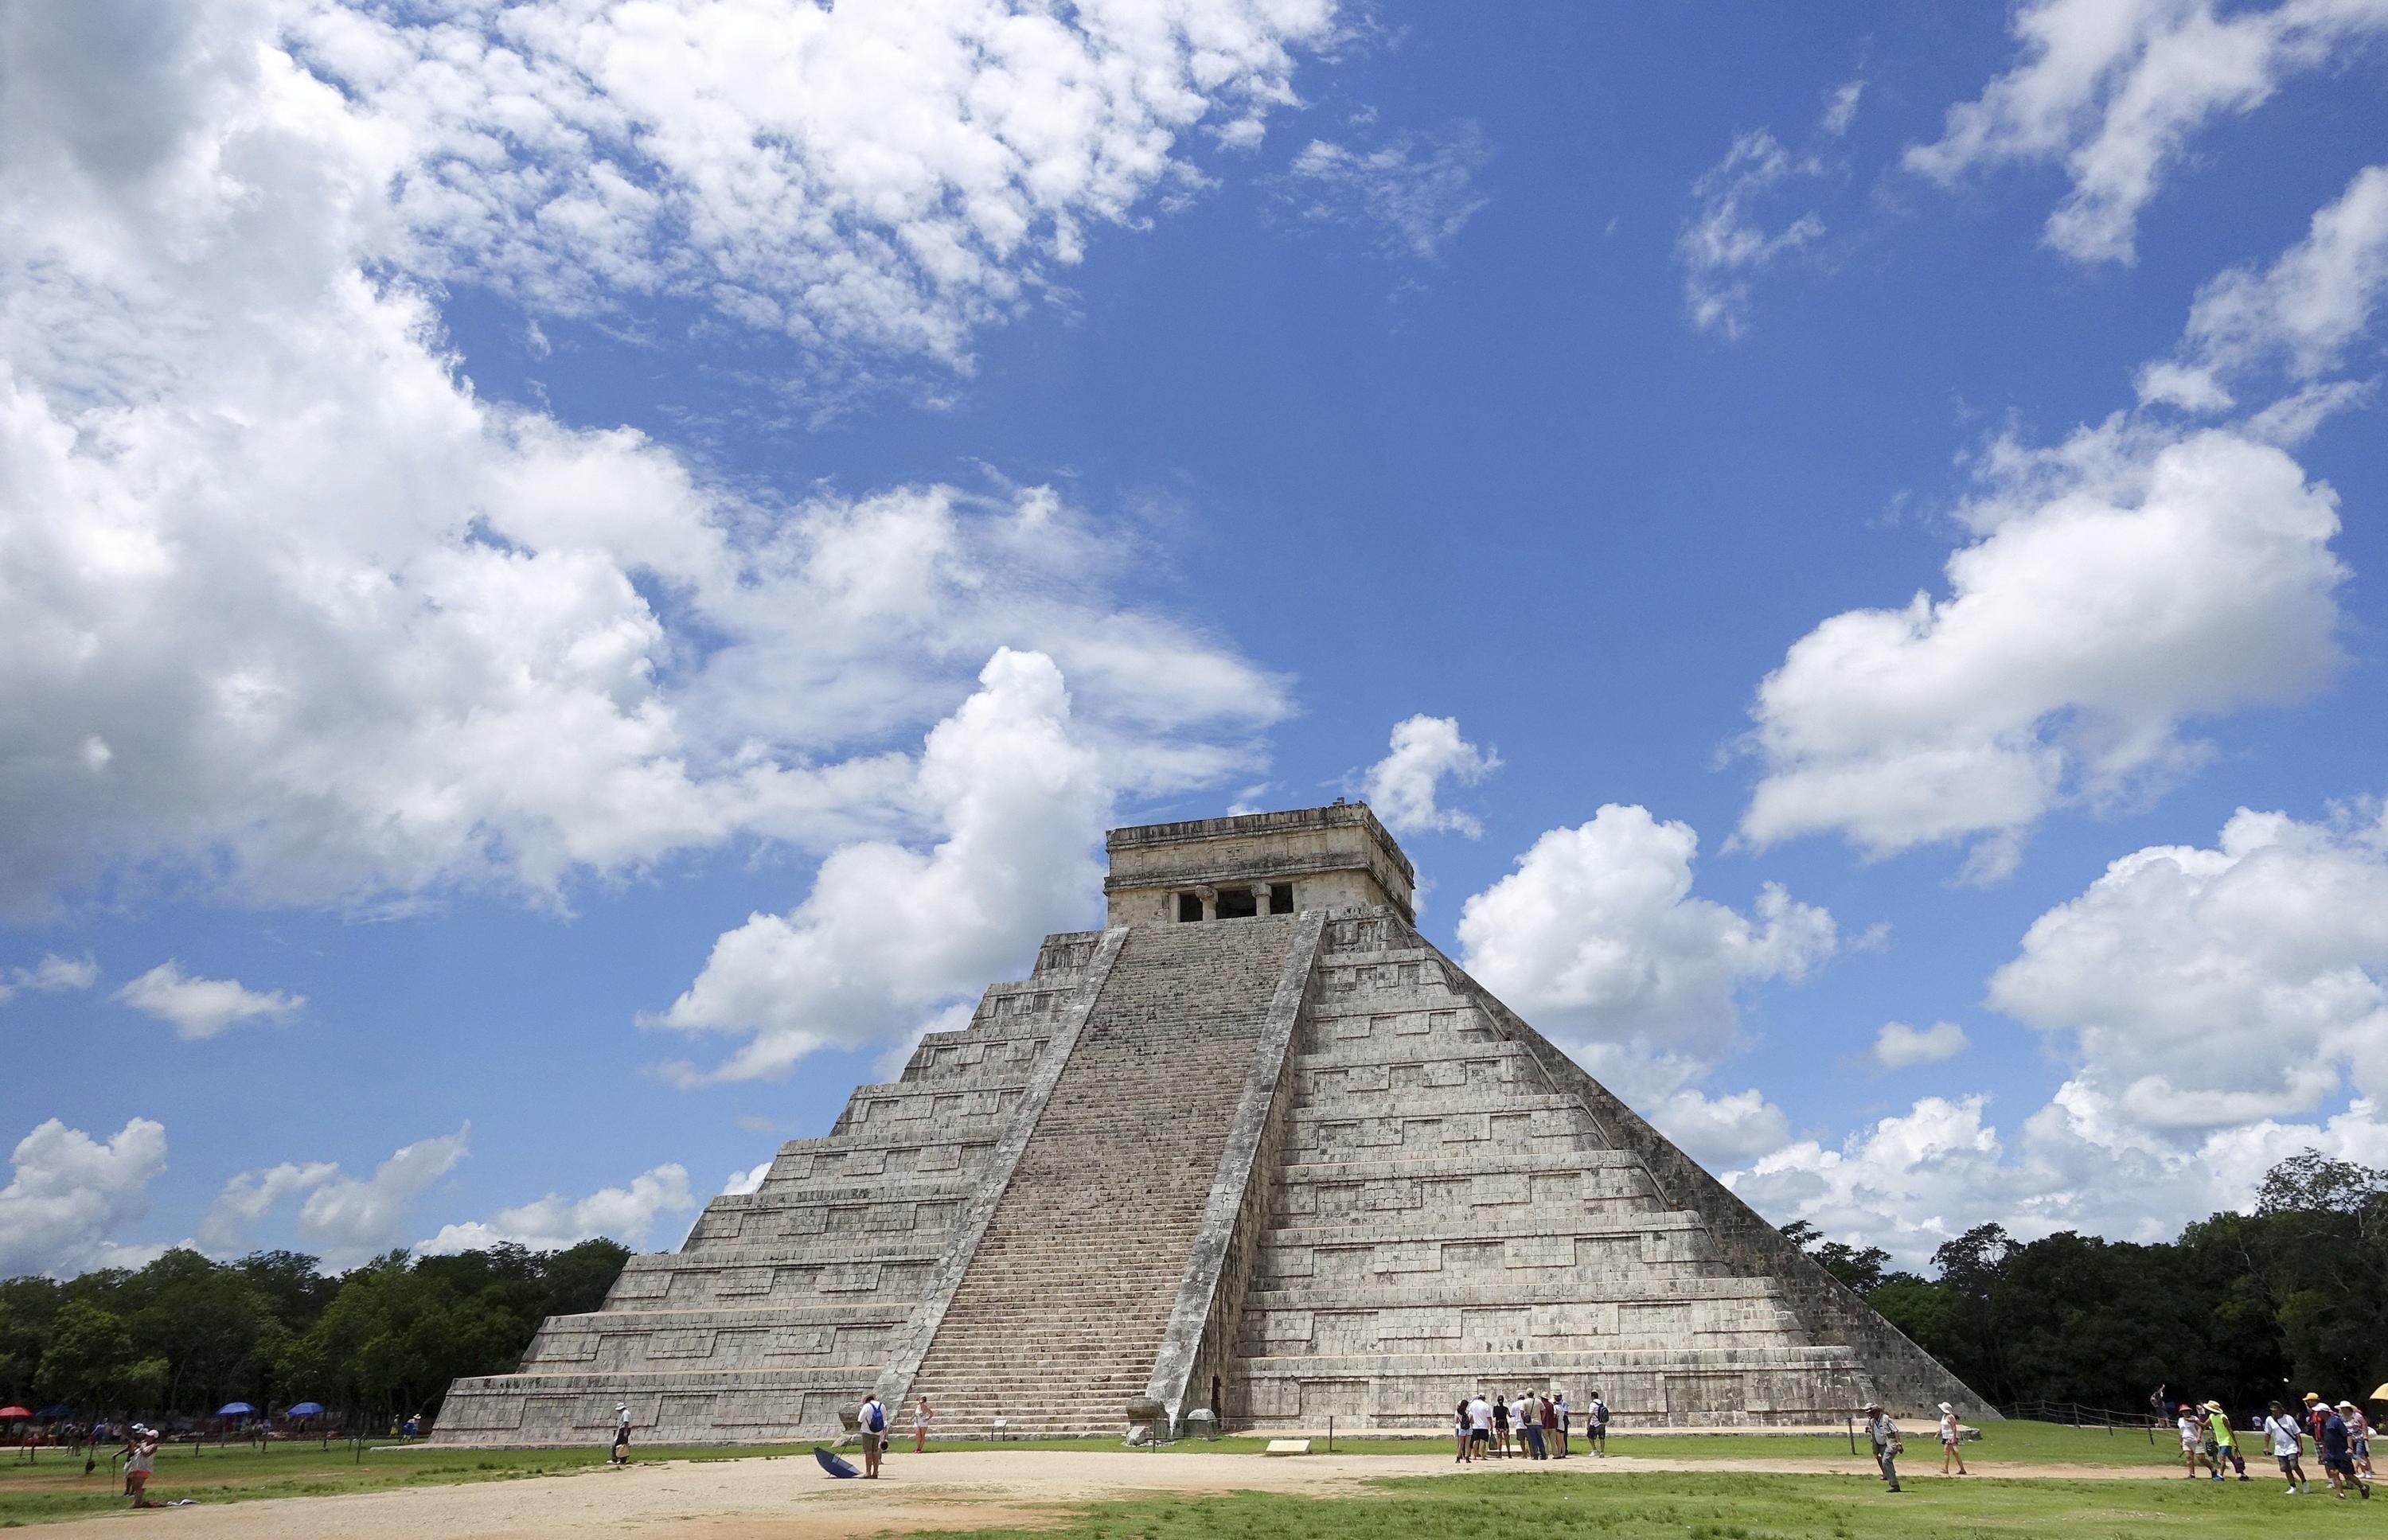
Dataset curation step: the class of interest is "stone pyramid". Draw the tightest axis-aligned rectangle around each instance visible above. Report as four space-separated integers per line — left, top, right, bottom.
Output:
435 804 1990 1446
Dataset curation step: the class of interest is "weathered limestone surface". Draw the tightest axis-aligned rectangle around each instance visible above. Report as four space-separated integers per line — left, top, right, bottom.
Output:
434 805 1990 1448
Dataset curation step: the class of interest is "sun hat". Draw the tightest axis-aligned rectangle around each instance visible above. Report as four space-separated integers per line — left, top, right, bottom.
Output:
2339 1401 2357 1410
2203 1402 2224 1413
2307 1392 2324 1402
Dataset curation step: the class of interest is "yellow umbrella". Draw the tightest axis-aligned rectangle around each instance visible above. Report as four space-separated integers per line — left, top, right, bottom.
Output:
2370 1383 2388 1402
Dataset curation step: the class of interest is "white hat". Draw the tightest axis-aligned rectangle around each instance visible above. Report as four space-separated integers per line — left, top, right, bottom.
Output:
1938 1402 1953 1414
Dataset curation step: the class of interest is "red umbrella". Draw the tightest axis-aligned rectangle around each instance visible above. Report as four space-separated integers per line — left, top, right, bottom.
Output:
0 1408 30 1419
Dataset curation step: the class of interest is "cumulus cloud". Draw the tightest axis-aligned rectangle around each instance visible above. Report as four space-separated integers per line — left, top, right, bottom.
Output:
0 953 98 1004
1867 1020 1971 1070
289 1125 473 1267
1730 1085 2388 1265
285 0 1336 371
1360 715 1499 837
1740 417 2347 880
1906 0 2388 264
1456 805 1836 1118
1286 121 1491 259
0 0 1288 917
1648 1086 1794 1171
2140 163 2388 410
113 962 305 1040
1988 801 2388 1130
417 1164 696 1255
192 1160 340 1257
0 1117 169 1277
722 1161 772 1197
648 648 1112 1084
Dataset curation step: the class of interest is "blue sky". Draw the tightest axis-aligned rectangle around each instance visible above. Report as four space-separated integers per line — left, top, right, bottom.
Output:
4 0 2386 1274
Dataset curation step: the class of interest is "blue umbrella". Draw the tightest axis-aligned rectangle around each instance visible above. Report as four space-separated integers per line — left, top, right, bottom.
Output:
285 1402 325 1417
36 1405 73 1419
217 1402 255 1416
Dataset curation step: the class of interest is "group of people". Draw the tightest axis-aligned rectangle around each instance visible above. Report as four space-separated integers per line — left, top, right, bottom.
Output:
2249 1394 2374 1499
1452 1390 1606 1462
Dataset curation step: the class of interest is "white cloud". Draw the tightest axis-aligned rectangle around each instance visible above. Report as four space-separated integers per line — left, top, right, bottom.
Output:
1648 1086 1794 1170
648 648 1112 1084
291 1125 472 1266
1905 0 2388 264
1868 1019 1971 1070
1677 129 1828 337
113 962 305 1040
1286 121 1491 259
193 1160 340 1257
416 1164 696 1255
0 0 1289 917
722 1161 771 1197
2140 163 2388 410
1456 805 1836 1110
1740 418 2346 879
1820 78 1866 138
0 1117 169 1277
0 953 98 1004
1729 1085 2388 1265
1360 715 1499 837
290 0 1336 370
1988 801 2388 1130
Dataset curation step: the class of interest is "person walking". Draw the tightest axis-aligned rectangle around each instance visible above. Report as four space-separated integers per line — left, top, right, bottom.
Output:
2321 1402 2370 1499
1588 1390 1609 1456
609 1402 631 1465
2204 1402 2246 1480
1937 1402 1967 1476
1864 1402 1902 1493
859 1394 888 1479
2265 1401 2312 1495
912 1397 933 1454
1553 1390 1570 1458
2350 1401 2376 1480
2176 1403 2211 1480
1453 1398 1473 1464
1466 1393 1492 1461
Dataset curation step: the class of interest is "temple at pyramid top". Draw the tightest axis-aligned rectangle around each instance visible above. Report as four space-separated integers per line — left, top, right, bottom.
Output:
434 801 1990 1447
1105 802 1418 925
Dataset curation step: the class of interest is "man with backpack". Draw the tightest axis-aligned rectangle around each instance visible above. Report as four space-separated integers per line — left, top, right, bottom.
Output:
859 1394 888 1478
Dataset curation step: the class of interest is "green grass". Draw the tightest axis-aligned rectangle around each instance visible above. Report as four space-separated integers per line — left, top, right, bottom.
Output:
923 1470 2382 1540
0 1440 813 1527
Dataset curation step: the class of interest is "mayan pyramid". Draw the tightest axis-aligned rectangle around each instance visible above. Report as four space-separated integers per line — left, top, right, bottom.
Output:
435 804 1990 1444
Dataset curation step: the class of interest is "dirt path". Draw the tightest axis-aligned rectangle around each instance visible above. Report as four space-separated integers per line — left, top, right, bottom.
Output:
29 1447 2198 1539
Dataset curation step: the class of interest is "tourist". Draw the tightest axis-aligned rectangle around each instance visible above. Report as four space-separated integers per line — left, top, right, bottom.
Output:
1539 1393 1558 1461
1453 1398 1472 1464
1937 1402 1967 1476
2321 1402 2369 1499
2265 1400 2312 1495
2351 1401 2377 1480
1864 1402 1902 1493
1491 1390 1510 1457
1553 1390 1569 1458
860 1394 888 1478
913 1396 933 1454
1588 1390 1609 1456
2204 1401 2245 1480
124 1427 158 1509
609 1402 630 1465
2306 1391 2330 1445
1514 1394 1544 1460
1466 1393 1492 1460
2176 1402 2210 1479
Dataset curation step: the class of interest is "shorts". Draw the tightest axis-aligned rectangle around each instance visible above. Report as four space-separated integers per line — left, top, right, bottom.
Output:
2280 1454 2303 1472
1470 1428 1488 1444
2325 1455 2357 1476
2357 1437 2372 1458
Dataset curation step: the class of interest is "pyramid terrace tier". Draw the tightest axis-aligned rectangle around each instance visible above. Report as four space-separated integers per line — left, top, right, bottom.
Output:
1234 1346 1876 1428
436 1367 890 1444
518 1303 913 1374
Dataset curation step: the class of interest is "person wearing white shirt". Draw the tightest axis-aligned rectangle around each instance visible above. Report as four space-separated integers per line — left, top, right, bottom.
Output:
2265 1400 2312 1495
1465 1395 1492 1460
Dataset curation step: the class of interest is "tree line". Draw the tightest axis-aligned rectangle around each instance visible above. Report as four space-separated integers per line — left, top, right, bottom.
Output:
1787 1151 2388 1414
0 1241 626 1428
